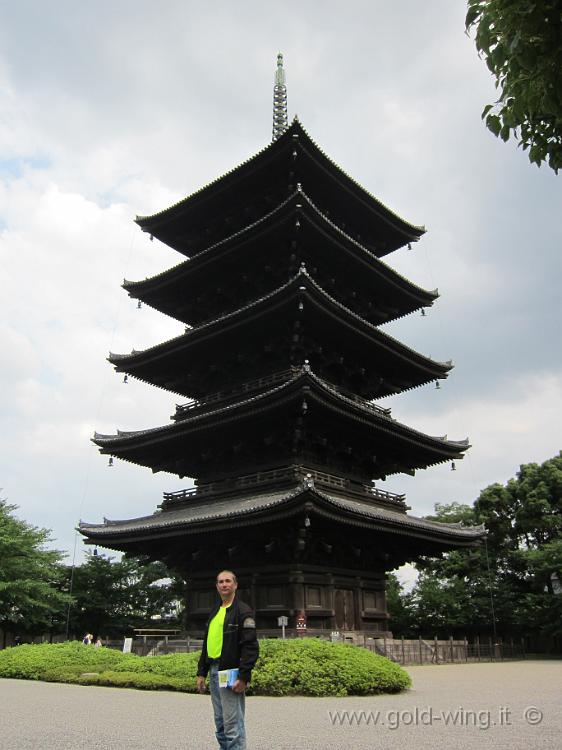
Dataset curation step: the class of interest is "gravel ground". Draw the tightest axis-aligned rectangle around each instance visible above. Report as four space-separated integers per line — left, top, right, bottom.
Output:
1 660 561 749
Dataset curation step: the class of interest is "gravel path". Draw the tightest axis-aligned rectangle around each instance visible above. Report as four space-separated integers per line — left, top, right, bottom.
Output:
1 660 561 749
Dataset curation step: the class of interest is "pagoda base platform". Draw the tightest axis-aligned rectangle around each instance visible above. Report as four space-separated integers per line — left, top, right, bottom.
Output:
183 563 390 634
187 628 394 642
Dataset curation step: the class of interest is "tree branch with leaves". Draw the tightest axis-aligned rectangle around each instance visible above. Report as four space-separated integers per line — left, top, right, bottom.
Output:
466 0 562 172
0 499 70 643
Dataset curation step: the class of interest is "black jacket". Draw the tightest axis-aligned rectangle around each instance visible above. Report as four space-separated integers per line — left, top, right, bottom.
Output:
197 597 259 683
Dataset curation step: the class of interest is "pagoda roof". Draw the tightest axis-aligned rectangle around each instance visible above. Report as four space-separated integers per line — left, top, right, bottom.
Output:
135 119 425 258
93 366 468 479
125 188 437 326
110 268 451 399
79 481 484 551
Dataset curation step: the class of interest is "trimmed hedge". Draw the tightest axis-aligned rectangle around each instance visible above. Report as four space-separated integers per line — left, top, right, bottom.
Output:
0 639 410 696
0 642 199 692
253 639 411 696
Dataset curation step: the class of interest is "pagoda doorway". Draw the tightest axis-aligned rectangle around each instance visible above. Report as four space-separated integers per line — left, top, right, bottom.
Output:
334 589 356 631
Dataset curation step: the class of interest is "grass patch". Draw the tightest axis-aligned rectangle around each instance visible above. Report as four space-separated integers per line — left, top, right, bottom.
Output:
0 639 410 696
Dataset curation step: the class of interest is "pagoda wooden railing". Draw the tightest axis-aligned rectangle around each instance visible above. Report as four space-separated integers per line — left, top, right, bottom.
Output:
174 369 392 420
318 377 392 418
161 466 406 509
174 369 297 417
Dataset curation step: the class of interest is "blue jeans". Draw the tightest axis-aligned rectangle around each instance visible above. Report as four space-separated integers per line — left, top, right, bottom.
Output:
208 662 246 750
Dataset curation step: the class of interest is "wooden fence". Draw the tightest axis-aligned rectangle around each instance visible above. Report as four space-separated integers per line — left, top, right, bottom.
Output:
367 636 525 664
0 629 528 663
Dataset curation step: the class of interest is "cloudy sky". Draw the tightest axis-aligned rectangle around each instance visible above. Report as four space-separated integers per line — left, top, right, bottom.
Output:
2 1 560 579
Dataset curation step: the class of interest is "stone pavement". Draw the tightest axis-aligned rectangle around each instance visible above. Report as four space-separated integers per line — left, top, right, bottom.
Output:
1 660 561 749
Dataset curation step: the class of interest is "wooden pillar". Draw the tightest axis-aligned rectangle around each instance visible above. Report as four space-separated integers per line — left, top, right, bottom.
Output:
353 576 362 631
290 570 305 618
326 573 336 630
250 572 257 612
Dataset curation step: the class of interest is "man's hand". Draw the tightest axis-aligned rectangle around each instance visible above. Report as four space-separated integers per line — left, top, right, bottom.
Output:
232 678 247 694
196 676 207 694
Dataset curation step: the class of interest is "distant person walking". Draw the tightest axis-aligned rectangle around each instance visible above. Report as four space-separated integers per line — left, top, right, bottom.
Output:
196 570 259 750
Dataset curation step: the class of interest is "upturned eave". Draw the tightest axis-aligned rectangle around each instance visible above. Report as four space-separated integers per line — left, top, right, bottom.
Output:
109 269 451 398
92 366 469 477
135 120 424 256
125 188 437 322
79 483 484 550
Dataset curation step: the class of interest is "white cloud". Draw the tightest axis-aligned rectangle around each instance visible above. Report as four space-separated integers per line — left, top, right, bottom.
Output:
386 372 562 516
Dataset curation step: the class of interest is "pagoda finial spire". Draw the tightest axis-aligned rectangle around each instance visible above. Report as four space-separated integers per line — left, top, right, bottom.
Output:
272 52 288 142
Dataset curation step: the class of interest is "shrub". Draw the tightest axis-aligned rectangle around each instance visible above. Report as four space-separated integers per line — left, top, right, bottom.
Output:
251 639 411 696
0 642 135 679
0 639 410 696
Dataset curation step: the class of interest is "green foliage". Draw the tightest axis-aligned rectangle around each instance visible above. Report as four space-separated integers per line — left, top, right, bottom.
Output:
0 639 410 697
0 641 199 690
0 499 71 637
65 552 184 638
0 500 183 641
398 452 562 637
65 671 193 691
251 639 411 696
466 0 562 172
0 641 122 679
385 573 415 637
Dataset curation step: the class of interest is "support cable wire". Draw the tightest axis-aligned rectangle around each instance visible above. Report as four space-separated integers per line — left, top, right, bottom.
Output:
65 224 138 639
483 535 498 643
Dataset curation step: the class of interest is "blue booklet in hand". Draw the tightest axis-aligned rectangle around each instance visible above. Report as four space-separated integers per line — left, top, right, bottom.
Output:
218 668 239 688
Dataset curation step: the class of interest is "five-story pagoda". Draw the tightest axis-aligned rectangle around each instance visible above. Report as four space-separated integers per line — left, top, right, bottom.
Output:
80 55 484 637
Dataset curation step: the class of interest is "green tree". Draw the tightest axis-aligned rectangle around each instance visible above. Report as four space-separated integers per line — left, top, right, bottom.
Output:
466 0 562 172
0 499 70 645
66 552 184 638
518 538 562 635
404 503 498 636
385 573 415 636
405 453 562 638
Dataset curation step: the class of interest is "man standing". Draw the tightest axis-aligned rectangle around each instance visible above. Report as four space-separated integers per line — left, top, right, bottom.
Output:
197 570 259 750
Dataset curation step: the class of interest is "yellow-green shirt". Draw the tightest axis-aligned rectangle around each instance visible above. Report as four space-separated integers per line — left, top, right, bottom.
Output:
207 604 231 658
